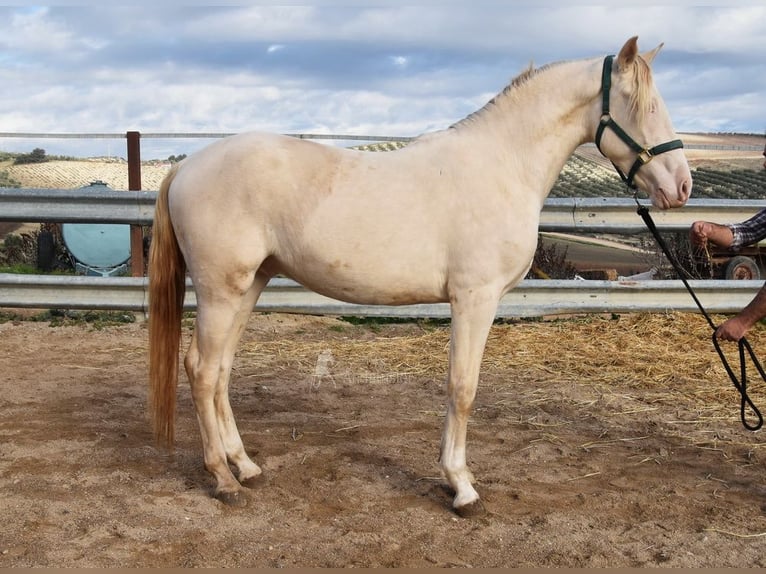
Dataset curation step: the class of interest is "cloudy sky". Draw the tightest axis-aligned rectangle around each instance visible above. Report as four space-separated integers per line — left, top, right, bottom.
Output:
1 4 764 159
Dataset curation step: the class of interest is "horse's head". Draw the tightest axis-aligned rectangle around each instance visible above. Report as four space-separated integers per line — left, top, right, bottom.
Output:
595 36 692 210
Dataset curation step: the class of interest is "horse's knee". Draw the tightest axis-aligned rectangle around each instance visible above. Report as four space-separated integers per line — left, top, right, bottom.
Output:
447 376 478 411
450 397 475 420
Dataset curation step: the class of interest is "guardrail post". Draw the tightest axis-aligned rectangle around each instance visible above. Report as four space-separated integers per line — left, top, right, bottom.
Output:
126 131 144 277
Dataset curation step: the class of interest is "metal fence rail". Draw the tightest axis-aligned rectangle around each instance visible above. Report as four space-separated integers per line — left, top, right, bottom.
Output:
0 274 762 317
2 188 765 232
0 188 156 224
2 187 766 317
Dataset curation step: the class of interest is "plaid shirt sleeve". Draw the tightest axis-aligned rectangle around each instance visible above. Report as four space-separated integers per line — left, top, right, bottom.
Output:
728 208 766 249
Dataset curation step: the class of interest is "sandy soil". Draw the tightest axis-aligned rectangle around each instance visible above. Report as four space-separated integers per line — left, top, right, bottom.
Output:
2 311 766 568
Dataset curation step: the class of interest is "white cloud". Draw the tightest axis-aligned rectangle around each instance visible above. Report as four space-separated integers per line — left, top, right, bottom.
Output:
1 5 764 159
390 56 408 68
182 6 320 43
0 7 105 62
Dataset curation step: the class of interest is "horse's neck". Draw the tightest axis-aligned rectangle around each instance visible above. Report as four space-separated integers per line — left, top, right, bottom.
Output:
449 58 602 197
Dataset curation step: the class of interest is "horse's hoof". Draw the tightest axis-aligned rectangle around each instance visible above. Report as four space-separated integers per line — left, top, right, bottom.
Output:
215 489 249 508
454 498 486 518
240 473 265 489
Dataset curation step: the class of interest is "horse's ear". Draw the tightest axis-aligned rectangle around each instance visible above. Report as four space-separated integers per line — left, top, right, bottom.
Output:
642 42 664 65
616 36 639 70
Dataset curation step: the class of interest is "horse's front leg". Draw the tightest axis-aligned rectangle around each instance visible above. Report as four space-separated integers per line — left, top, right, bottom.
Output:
441 288 499 516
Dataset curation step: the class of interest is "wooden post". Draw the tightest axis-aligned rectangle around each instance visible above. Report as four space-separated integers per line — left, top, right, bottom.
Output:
126 131 144 277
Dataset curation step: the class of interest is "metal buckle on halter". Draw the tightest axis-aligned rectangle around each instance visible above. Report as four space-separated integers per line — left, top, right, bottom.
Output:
637 148 654 165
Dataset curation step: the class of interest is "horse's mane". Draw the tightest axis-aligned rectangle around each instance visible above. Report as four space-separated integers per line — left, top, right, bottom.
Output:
449 54 655 131
450 61 550 130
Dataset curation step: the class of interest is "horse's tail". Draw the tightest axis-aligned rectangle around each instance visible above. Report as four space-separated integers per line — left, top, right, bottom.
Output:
148 163 185 447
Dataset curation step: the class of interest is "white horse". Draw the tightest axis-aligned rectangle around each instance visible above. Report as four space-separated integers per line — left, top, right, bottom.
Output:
149 36 691 515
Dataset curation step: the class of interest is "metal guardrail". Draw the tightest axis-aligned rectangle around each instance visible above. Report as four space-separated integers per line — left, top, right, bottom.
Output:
540 197 766 233
0 188 156 224
0 275 762 317
2 188 765 317
2 188 765 232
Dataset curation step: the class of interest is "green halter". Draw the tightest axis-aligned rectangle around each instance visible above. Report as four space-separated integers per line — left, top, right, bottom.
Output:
595 55 684 189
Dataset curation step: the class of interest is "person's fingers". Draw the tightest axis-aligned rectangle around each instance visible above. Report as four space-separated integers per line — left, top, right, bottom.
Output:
690 221 709 246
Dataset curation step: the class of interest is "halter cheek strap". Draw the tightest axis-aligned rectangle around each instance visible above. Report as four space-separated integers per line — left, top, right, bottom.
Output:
595 55 684 190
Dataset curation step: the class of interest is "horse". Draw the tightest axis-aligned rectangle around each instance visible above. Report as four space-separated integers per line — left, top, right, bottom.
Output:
148 36 692 515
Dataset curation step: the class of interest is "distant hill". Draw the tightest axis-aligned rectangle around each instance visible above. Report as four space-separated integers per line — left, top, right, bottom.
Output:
0 157 172 191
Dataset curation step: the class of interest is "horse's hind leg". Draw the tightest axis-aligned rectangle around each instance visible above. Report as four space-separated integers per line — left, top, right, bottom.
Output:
185 271 267 507
214 271 270 487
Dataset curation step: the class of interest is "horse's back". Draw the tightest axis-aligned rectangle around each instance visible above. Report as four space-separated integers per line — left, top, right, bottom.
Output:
166 130 536 305
165 133 439 299
171 131 344 200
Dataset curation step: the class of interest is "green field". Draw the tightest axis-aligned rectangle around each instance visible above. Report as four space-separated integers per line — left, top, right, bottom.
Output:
547 154 766 200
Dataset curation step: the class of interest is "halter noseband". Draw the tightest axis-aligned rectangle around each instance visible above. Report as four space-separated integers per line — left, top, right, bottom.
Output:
595 55 683 190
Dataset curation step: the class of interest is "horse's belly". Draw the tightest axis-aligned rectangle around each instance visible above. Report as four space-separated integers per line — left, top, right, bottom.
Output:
274 253 449 306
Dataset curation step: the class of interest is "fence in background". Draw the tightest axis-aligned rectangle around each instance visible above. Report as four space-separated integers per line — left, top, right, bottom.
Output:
1 273 763 317
2 188 766 317
1 131 765 317
3 188 765 231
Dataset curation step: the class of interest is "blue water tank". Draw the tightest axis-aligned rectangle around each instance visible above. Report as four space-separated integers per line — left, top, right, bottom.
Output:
61 181 131 276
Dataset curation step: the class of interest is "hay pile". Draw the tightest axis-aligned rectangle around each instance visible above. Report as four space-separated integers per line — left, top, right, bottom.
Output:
240 324 449 383
483 312 766 453
239 312 766 451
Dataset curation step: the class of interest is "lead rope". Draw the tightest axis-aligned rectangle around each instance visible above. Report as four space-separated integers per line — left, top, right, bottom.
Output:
636 199 764 431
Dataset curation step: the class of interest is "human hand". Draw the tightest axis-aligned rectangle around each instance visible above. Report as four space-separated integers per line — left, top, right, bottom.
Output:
690 221 715 247
689 221 733 249
715 317 749 342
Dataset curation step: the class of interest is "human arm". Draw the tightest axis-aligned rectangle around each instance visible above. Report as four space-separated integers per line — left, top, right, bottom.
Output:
715 283 766 341
727 208 766 249
689 221 734 249
691 209 766 251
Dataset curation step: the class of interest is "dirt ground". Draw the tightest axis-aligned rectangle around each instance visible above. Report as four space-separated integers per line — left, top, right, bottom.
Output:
2 310 766 567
